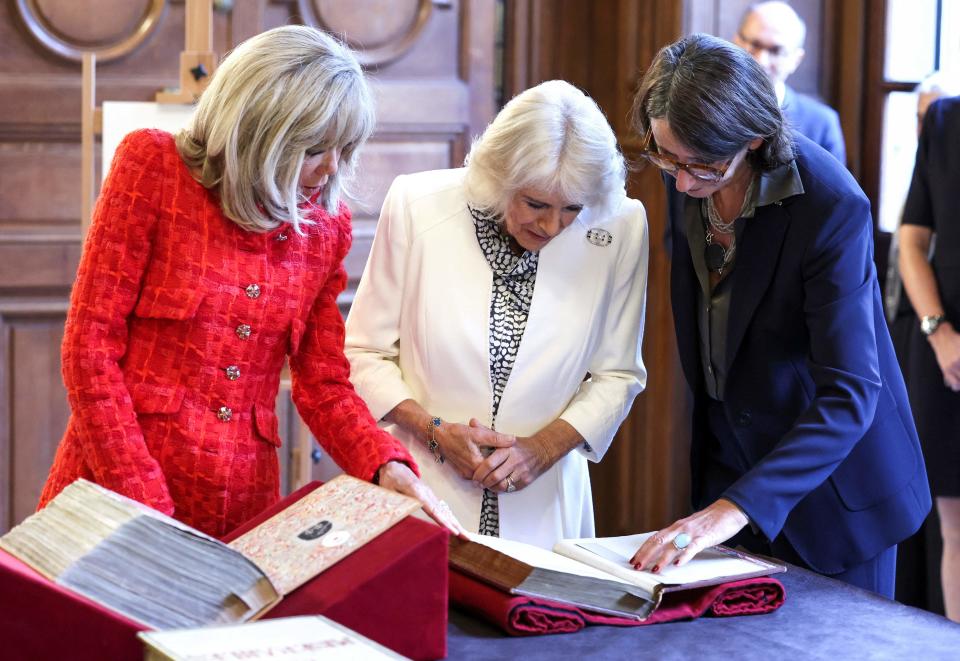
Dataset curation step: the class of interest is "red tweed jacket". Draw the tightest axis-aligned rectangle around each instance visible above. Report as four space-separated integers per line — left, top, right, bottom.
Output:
39 129 416 537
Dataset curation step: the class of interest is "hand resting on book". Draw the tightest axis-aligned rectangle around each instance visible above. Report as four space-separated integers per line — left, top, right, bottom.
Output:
377 460 469 538
630 498 750 573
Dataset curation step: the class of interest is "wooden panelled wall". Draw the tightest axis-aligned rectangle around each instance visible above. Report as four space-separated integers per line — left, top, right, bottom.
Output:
0 0 495 534
503 0 869 536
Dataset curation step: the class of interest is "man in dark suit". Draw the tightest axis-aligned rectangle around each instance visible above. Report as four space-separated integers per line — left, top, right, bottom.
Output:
629 34 930 598
734 1 846 164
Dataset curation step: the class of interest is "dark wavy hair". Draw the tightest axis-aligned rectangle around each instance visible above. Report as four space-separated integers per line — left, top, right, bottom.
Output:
631 33 795 171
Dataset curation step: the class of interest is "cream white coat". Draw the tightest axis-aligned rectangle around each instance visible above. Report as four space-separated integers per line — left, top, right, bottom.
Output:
345 169 649 549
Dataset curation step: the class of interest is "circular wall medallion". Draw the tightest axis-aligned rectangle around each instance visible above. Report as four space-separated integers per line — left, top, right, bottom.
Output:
297 0 433 67
16 0 166 63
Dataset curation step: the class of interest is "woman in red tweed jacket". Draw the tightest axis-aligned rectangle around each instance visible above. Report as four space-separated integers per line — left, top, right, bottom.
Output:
38 26 466 538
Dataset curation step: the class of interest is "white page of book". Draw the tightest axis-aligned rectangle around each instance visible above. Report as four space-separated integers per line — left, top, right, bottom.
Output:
573 533 768 585
466 533 632 585
139 615 405 660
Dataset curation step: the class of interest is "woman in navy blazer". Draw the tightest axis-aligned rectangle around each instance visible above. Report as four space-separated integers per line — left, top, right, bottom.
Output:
628 34 930 597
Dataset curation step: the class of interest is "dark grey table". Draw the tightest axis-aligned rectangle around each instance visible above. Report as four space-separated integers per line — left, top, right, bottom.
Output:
446 565 960 659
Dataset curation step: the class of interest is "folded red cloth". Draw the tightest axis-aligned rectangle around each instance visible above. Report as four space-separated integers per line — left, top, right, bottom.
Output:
449 570 785 636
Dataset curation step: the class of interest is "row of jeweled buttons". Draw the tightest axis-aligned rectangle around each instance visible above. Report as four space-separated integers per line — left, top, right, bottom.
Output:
215 231 288 422
216 282 262 422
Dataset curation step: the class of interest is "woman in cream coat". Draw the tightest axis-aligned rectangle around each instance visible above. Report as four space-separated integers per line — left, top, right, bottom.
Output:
345 81 648 549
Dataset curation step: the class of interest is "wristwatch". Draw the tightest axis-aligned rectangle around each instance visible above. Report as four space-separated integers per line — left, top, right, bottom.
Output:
920 314 946 336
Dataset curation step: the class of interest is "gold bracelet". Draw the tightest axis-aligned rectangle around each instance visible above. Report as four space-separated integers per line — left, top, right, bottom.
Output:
426 416 444 464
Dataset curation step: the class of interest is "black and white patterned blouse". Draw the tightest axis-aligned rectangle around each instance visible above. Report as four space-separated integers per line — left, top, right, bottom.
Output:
470 207 539 537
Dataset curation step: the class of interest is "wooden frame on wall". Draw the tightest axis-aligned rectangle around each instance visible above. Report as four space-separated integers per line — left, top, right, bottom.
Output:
15 0 167 63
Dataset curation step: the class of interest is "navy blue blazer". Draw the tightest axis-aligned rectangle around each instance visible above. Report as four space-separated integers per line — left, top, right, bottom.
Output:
667 134 930 574
782 86 846 165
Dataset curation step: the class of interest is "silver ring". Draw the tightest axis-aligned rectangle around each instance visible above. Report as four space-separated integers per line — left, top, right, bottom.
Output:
437 500 451 511
672 532 692 550
505 476 516 493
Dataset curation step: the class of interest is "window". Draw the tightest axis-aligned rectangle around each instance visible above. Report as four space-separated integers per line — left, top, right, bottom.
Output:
877 0 960 232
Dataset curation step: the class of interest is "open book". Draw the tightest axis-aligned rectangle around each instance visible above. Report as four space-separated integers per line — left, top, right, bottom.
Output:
450 532 785 621
0 477 419 630
139 615 408 661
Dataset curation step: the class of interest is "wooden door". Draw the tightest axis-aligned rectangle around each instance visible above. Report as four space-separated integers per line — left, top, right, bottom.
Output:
0 0 495 533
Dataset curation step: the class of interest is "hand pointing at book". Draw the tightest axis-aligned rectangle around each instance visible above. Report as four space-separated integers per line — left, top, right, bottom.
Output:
630 499 749 572
377 460 469 539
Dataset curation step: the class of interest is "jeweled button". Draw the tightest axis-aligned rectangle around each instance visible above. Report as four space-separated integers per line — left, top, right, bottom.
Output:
236 324 251 340
217 406 233 422
245 284 261 299
225 365 241 381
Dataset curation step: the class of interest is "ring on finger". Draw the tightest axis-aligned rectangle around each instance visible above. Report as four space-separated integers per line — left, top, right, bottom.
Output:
672 532 692 550
505 475 516 493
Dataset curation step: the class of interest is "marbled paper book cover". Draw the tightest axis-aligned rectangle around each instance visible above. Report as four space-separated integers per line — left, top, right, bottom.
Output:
228 475 420 595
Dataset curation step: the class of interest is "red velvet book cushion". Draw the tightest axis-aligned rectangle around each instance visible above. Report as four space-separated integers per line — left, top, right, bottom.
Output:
0 548 145 661
449 567 785 636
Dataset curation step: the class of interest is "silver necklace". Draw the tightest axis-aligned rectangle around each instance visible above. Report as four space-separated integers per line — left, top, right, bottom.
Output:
704 175 756 234
702 175 756 275
705 196 737 235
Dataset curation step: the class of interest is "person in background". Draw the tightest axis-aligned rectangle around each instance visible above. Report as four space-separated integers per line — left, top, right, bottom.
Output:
734 1 846 164
629 33 929 598
38 26 464 539
885 72 959 337
898 89 960 622
344 80 648 549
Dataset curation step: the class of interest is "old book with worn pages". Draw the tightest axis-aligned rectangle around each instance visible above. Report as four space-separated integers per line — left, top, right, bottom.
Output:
0 476 419 630
450 532 786 620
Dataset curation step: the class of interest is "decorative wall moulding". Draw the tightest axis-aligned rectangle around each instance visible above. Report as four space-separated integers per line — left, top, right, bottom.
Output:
15 0 167 63
298 0 441 67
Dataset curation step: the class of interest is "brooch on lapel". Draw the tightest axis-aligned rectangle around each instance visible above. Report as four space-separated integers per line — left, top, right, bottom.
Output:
586 228 613 247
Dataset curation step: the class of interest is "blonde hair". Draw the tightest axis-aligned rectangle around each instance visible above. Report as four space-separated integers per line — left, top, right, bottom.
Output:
464 80 625 219
177 25 375 233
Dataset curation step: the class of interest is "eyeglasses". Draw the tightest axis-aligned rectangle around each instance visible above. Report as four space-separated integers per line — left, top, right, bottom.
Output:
638 129 732 183
737 32 790 59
